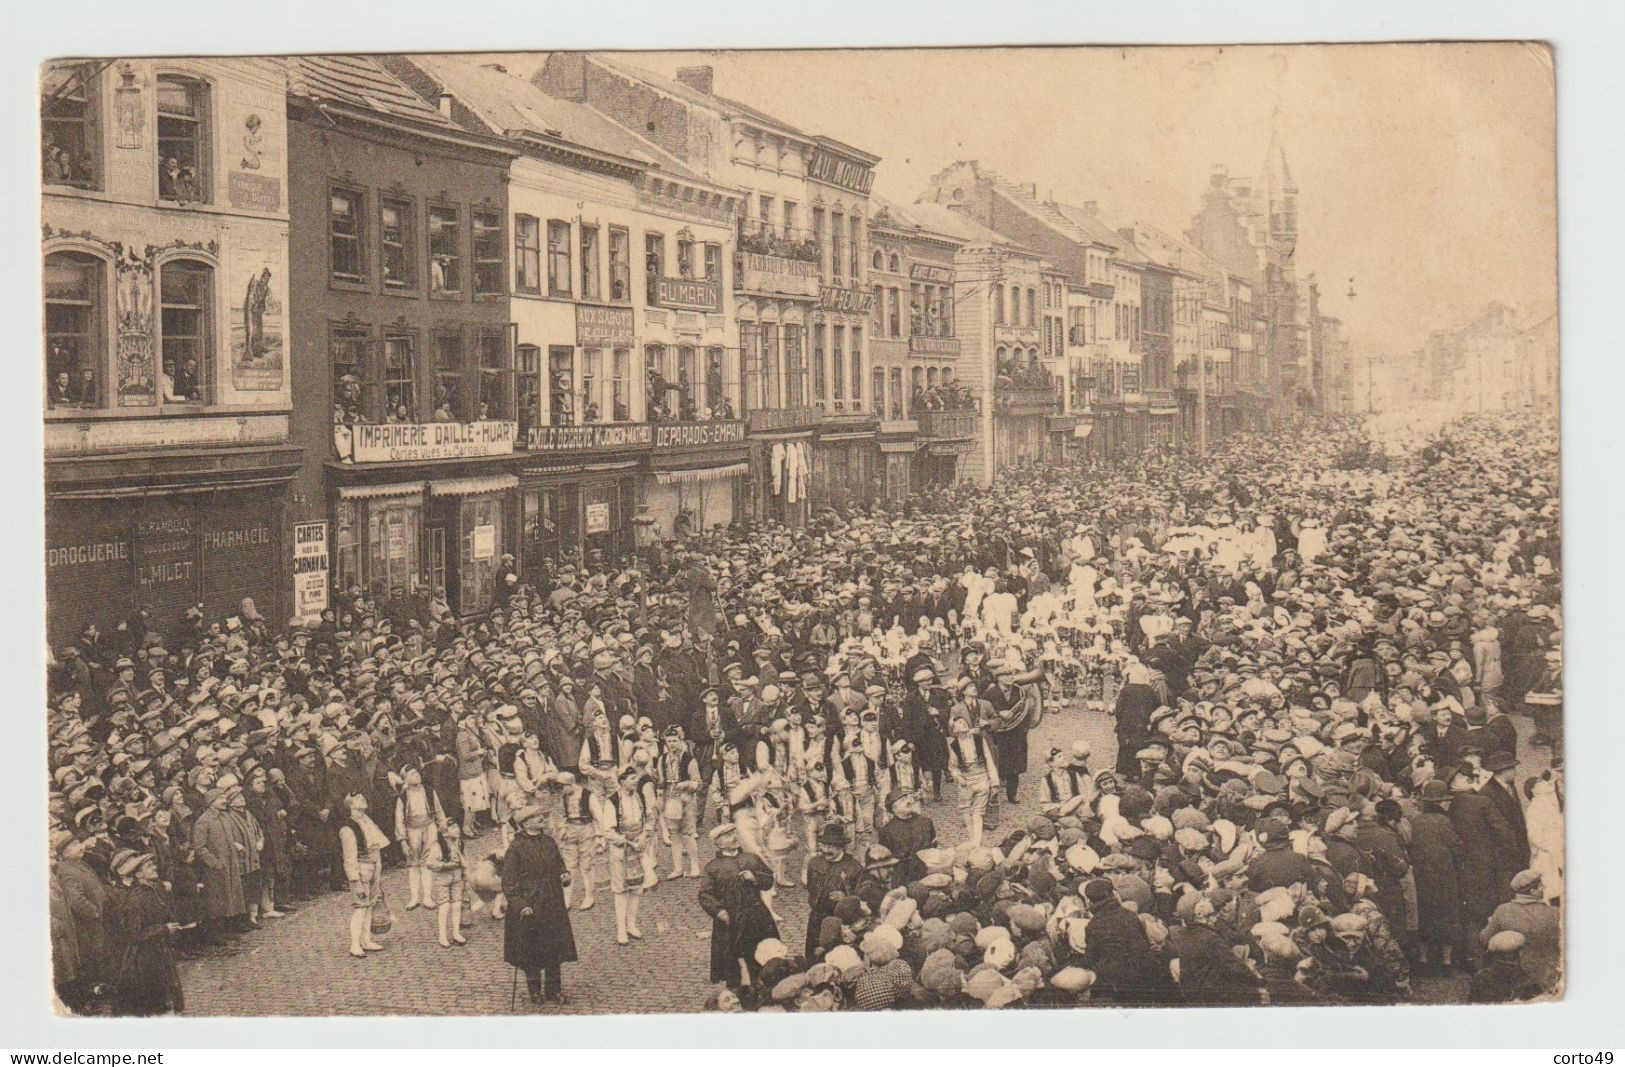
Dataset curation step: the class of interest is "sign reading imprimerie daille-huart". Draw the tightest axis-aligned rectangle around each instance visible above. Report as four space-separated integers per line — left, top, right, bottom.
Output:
339 421 518 463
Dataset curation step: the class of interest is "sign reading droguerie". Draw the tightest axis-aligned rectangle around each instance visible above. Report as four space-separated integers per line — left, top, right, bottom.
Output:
653 421 746 449
345 421 517 463
910 263 953 284
292 521 329 620
575 304 635 346
525 422 653 452
808 147 875 194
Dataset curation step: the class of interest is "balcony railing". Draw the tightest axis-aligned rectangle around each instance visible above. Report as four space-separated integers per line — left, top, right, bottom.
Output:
737 218 820 263
909 334 960 356
917 410 977 441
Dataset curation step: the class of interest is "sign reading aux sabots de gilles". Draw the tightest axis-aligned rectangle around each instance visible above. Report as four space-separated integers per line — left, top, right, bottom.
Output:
338 421 518 463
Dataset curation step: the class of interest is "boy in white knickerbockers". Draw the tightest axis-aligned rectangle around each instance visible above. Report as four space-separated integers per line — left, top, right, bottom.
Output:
946 716 999 849
594 765 654 946
424 822 467 948
555 771 599 912
796 758 835 884
393 763 445 911
658 726 703 880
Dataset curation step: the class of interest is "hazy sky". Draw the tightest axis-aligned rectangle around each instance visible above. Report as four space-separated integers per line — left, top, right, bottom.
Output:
491 44 1555 354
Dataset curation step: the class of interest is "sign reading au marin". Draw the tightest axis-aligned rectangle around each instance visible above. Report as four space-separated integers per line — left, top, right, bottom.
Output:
576 304 635 346
655 277 720 310
345 421 516 463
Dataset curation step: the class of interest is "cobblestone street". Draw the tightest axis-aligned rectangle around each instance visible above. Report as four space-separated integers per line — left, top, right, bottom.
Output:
179 701 1121 1015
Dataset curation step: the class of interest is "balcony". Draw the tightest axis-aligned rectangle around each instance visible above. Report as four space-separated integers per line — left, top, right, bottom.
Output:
1083 281 1115 301
879 418 919 436
909 334 960 357
746 406 822 434
737 218 820 263
994 385 1060 416
917 410 977 441
820 399 880 428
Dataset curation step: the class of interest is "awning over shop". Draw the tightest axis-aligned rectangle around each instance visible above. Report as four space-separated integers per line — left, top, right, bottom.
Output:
654 462 749 486
338 481 426 500
427 473 519 496
1073 424 1095 439
1149 406 1179 416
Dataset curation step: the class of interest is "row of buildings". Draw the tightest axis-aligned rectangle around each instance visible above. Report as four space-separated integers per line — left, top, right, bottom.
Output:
42 53 1326 644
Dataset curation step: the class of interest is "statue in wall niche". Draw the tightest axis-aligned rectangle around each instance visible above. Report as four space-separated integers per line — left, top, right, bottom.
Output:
240 113 264 170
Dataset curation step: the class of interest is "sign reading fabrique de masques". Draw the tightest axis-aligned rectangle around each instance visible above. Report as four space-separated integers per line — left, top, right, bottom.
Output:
343 421 517 463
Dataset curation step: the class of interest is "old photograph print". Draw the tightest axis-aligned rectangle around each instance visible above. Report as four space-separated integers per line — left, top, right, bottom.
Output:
42 43 1560 1016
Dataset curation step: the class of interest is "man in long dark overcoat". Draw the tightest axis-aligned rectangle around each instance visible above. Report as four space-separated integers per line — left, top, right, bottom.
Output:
502 805 578 1006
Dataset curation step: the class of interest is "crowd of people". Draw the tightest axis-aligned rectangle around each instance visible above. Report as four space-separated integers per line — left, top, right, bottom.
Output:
47 411 1563 1015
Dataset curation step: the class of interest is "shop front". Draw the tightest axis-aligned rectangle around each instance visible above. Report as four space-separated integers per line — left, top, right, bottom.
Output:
813 430 881 512
47 483 288 648
517 421 652 574
645 419 749 539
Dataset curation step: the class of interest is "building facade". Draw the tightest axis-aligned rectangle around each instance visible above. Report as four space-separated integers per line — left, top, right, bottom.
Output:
285 56 519 619
43 57 300 646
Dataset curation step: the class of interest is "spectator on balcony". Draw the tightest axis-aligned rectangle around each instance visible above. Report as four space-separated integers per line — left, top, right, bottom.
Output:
711 396 735 421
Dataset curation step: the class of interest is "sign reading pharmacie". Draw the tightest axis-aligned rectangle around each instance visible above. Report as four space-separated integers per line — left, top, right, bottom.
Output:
820 285 875 315
341 420 517 463
576 304 635 346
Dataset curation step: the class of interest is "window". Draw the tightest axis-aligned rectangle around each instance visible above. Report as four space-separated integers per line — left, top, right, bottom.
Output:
783 201 797 236
889 288 901 338
739 324 759 413
428 205 461 294
703 243 722 283
872 366 885 418
608 227 631 302
514 215 541 294
433 330 464 420
758 195 774 232
156 76 209 203
784 325 804 408
705 347 725 413
516 344 541 435
760 325 779 410
890 367 903 420
850 327 863 406
812 208 825 268
910 283 922 335
473 210 504 296
329 188 365 283
382 334 416 421
832 325 844 401
479 329 511 420
872 285 885 331
676 344 698 418
940 286 953 335
580 348 602 422
831 211 844 285
1026 287 1036 327
994 286 1004 325
158 259 211 403
644 233 664 305
42 64 99 190
812 324 827 403
330 324 369 422
548 346 574 425
380 197 414 290
872 250 884 270
44 251 105 409
367 502 420 599
611 348 630 421
849 215 861 284
580 225 601 300
676 235 694 279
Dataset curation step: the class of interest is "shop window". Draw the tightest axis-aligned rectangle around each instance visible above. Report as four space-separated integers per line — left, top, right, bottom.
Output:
458 495 502 615
516 344 540 437
644 232 664 305
156 75 209 203
580 224 601 300
42 63 99 190
330 324 369 423
608 227 631 302
329 187 366 284
514 214 541 294
433 330 464 420
611 348 630 422
367 502 420 599
334 499 359 597
703 243 722 284
478 329 511 420
580 348 602 423
473 209 504 296
548 346 574 425
158 258 211 404
380 197 414 291
44 250 106 411
429 205 462 294
383 334 416 422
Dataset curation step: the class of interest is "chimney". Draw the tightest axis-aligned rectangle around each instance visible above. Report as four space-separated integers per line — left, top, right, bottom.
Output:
438 92 454 118
1027 182 1038 198
676 66 714 95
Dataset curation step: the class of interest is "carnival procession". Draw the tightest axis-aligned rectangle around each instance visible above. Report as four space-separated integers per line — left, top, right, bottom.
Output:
40 48 1562 1018
46 410 1564 1014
